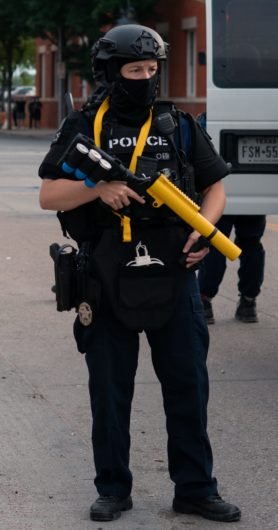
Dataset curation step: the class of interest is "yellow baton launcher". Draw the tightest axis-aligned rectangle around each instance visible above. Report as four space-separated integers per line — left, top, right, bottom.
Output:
59 133 241 260
147 174 241 261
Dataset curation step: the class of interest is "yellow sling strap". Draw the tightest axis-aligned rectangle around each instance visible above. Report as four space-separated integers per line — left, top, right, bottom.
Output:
94 97 110 148
93 96 153 241
128 110 153 173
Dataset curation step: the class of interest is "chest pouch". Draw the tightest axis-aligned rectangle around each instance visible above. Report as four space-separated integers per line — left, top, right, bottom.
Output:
91 224 188 330
117 248 175 329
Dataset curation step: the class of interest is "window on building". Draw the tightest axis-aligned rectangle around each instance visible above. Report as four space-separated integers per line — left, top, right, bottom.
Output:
186 30 196 97
155 24 169 98
160 59 169 98
39 53 46 98
50 51 57 98
37 54 42 97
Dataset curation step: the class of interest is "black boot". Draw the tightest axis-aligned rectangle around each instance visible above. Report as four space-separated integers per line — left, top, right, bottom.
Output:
201 295 215 324
90 495 133 521
173 494 241 522
235 296 258 323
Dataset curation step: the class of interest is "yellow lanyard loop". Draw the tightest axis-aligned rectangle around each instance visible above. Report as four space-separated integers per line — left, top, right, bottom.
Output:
112 212 132 242
93 97 153 242
94 97 110 148
128 110 153 172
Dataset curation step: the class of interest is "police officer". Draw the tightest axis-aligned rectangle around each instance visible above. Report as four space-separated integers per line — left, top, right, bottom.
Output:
39 25 241 523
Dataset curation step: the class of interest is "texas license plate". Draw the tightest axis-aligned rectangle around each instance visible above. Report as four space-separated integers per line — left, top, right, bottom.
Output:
238 136 278 164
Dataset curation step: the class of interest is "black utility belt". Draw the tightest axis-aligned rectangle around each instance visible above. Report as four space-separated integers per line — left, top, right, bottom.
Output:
91 215 189 231
124 215 188 228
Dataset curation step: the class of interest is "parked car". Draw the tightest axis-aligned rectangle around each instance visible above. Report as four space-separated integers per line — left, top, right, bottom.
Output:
11 86 36 98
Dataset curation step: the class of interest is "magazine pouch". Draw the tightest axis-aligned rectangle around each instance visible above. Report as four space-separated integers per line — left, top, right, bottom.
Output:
50 243 77 311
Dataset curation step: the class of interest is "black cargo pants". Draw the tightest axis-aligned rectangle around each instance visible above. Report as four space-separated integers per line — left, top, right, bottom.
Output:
74 270 218 499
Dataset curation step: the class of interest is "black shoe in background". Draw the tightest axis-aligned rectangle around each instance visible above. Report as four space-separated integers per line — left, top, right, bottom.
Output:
173 494 241 522
90 495 133 521
235 296 258 323
201 296 215 324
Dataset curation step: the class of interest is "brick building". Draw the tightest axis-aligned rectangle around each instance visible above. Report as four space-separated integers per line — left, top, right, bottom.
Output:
36 0 206 128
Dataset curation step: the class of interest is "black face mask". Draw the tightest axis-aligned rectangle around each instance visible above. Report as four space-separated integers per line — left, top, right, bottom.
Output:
110 72 159 125
120 74 158 107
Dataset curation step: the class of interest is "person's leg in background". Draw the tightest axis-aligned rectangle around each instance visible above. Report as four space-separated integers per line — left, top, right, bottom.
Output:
234 215 266 322
198 216 234 323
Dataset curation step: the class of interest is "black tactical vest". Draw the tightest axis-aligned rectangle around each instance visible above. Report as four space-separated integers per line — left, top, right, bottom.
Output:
59 101 195 244
58 102 197 330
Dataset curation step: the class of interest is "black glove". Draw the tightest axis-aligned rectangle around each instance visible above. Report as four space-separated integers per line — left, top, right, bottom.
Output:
178 235 210 267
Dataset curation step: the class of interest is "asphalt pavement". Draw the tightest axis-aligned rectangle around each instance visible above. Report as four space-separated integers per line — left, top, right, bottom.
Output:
0 128 277 530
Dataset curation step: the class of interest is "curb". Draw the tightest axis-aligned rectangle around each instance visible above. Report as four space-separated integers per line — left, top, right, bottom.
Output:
0 128 56 141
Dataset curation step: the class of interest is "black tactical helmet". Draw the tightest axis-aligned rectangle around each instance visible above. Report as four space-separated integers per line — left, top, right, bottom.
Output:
91 24 169 81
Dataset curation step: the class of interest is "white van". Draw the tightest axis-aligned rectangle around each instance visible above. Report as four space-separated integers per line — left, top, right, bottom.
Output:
206 0 278 214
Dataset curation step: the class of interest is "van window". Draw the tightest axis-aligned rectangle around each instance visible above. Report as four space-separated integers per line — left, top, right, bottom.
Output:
212 0 278 88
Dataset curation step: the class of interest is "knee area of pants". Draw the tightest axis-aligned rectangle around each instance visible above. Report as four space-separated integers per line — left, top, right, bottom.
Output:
235 237 264 250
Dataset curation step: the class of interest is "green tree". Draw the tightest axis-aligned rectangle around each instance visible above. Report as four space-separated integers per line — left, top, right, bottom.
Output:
27 0 158 120
27 0 158 81
16 38 36 73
